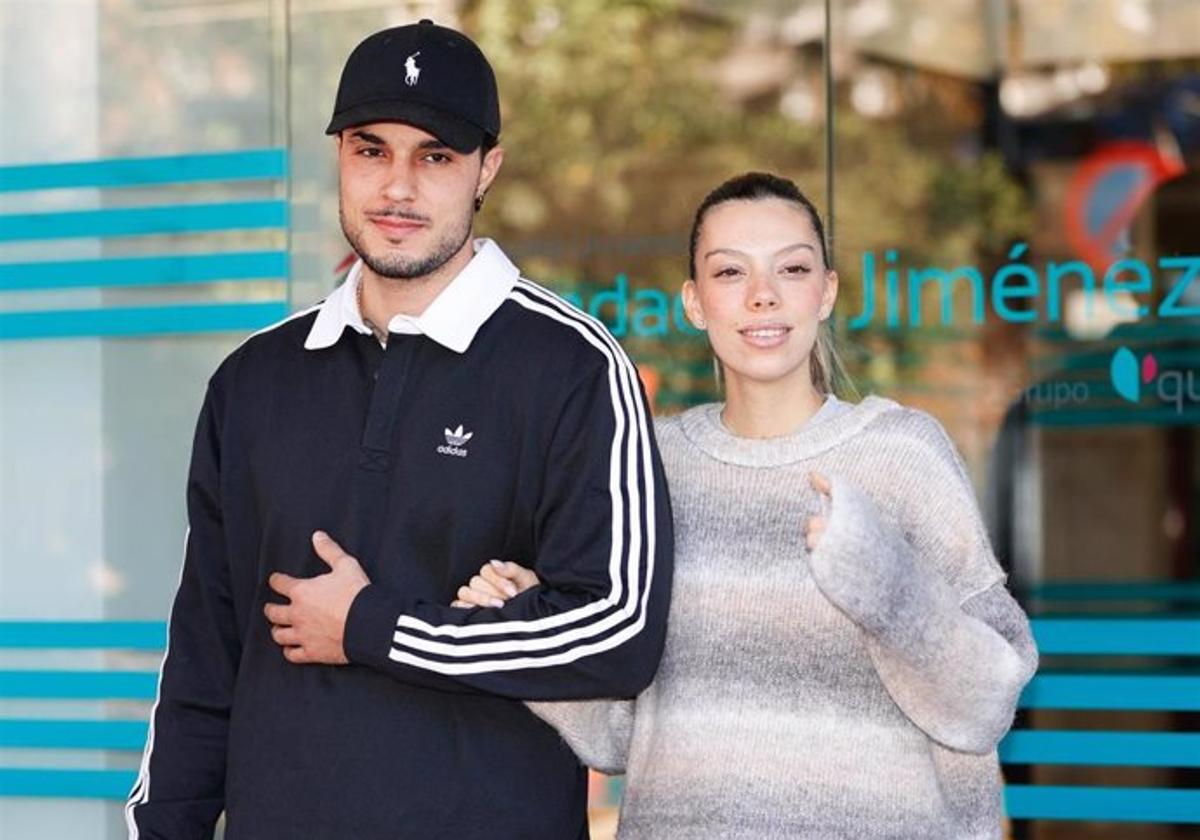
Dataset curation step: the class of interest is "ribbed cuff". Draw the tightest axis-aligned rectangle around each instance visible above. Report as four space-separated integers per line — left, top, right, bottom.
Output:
343 584 403 669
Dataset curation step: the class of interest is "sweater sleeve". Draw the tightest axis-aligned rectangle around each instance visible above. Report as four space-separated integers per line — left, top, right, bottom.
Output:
807 438 1038 755
126 382 238 838
343 354 674 701
524 698 637 775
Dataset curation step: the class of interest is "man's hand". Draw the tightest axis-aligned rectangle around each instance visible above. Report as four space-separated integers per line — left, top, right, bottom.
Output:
264 531 370 665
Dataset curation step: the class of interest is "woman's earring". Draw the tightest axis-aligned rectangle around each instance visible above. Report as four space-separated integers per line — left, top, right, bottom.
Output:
474 194 485 211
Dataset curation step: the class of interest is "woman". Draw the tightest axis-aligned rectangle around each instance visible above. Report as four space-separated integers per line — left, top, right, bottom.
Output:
454 172 1038 839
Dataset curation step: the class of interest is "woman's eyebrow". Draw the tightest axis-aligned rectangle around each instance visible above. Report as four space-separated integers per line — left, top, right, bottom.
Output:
702 243 815 260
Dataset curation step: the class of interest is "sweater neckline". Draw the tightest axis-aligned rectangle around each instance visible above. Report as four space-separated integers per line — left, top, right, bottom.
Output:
677 394 899 467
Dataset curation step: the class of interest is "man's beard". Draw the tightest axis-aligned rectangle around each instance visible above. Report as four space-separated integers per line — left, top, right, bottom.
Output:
341 206 472 280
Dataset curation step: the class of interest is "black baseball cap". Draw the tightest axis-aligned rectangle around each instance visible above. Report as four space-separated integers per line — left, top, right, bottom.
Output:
326 19 500 153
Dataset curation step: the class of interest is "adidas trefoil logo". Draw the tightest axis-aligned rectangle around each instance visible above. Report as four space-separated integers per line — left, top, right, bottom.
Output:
437 424 473 458
445 425 473 446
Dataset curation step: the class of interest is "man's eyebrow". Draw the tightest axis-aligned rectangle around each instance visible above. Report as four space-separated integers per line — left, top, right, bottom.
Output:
416 138 451 151
349 130 386 145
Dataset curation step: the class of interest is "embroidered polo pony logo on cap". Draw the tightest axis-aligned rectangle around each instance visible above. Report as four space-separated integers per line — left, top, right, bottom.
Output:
404 52 421 86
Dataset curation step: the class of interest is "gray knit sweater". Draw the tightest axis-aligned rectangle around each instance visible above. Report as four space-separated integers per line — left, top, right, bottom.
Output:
529 395 1038 840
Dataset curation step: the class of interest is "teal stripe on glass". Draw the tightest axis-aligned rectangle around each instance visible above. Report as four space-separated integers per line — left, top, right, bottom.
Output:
0 149 286 192
1037 322 1200 343
1019 674 1200 711
0 719 149 750
0 768 137 799
0 251 288 291
999 731 1200 767
0 621 166 649
0 200 287 242
0 671 158 700
1025 581 1200 602
0 301 289 340
1030 407 1200 428
1031 618 1200 655
1034 349 1200 373
1004 785 1200 823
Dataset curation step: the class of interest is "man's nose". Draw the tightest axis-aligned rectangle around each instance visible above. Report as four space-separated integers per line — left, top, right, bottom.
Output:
381 161 418 203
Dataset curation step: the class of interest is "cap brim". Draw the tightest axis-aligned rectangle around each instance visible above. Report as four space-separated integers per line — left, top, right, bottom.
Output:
325 100 485 153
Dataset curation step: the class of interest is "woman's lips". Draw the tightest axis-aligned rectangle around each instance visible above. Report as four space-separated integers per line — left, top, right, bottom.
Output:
738 324 792 349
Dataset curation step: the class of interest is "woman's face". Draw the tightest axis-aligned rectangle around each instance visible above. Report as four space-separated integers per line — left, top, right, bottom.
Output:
683 198 838 389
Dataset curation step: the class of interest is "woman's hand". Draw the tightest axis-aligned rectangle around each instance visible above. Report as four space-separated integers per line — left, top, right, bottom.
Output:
805 471 832 551
451 560 540 609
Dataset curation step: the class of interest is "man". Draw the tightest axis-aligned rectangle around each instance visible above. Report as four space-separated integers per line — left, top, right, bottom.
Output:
126 20 672 839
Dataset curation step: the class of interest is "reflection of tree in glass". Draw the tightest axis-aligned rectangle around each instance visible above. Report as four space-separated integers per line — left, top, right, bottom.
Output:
461 1 1031 413
99 0 276 155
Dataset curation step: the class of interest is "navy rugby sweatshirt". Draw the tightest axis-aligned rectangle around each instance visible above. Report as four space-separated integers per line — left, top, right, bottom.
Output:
126 246 673 839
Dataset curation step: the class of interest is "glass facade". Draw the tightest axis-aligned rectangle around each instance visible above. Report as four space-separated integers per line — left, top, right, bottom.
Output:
1 1 1197 837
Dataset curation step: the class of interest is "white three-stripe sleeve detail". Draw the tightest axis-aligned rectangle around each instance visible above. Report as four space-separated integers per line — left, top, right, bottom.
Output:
511 280 655 626
124 527 190 838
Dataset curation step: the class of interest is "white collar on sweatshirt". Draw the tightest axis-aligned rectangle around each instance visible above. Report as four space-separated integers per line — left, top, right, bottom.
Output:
304 238 520 354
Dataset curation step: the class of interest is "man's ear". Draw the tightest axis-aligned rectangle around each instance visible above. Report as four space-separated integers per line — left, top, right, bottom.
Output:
478 145 504 195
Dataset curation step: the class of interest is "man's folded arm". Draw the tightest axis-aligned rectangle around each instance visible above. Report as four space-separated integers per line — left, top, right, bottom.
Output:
345 358 674 701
